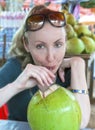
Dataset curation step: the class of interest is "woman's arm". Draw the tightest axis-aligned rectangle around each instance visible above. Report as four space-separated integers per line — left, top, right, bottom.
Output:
0 83 19 107
70 57 90 129
0 64 55 107
59 57 91 129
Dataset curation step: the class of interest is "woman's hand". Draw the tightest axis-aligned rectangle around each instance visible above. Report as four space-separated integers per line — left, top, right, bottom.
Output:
13 64 55 92
0 64 55 107
58 57 85 85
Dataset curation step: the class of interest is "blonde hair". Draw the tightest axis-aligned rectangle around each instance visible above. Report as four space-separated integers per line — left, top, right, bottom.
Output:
9 5 66 68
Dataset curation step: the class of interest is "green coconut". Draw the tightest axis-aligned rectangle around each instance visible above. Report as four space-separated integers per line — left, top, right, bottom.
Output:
65 24 77 39
75 25 92 37
66 37 85 55
81 36 95 54
66 13 77 26
27 84 82 130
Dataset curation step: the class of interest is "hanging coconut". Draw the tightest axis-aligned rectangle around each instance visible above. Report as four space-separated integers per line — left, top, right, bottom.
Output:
27 84 82 130
80 0 95 8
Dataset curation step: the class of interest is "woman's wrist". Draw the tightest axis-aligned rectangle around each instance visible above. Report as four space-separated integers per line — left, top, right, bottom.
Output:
70 89 89 94
70 58 88 91
9 81 24 95
0 83 20 107
7 82 20 95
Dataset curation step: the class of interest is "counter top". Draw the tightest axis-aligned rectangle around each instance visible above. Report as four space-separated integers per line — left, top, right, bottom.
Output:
0 120 94 130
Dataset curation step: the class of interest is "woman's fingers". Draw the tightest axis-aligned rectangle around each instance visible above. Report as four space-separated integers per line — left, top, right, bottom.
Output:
37 84 47 92
25 64 55 91
41 67 55 79
30 68 55 88
58 58 71 83
15 64 56 92
58 67 65 82
38 68 55 84
30 71 45 87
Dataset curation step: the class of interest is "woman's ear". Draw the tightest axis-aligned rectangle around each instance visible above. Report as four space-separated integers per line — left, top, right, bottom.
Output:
23 36 30 52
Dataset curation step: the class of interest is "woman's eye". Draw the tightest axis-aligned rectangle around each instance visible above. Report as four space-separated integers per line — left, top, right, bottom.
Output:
36 44 45 49
55 43 63 48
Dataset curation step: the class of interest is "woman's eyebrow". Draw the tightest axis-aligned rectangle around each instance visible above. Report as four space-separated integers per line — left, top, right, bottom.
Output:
34 39 63 44
34 40 46 44
54 39 62 43
35 40 45 42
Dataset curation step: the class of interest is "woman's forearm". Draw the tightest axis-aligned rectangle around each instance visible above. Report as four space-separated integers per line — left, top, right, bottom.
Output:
73 93 90 128
0 83 18 107
70 58 91 128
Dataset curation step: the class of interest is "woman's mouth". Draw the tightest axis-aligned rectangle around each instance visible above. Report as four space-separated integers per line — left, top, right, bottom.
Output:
46 66 56 71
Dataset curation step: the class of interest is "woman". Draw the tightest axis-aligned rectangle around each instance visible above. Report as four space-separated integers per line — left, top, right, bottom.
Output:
0 5 90 128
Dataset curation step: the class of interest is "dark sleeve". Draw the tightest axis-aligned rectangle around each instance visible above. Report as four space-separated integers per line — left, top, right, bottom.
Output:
56 68 71 88
64 68 71 87
0 57 22 88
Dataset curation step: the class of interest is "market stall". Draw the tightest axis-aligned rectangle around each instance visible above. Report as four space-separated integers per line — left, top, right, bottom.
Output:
0 0 95 129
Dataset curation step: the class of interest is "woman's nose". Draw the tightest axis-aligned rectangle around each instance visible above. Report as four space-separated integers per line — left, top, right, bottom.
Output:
46 49 55 62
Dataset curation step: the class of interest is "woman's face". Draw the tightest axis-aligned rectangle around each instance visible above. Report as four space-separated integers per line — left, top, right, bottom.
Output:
25 23 66 74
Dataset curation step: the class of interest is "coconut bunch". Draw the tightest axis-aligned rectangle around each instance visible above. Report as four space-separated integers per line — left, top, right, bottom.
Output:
62 10 95 55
